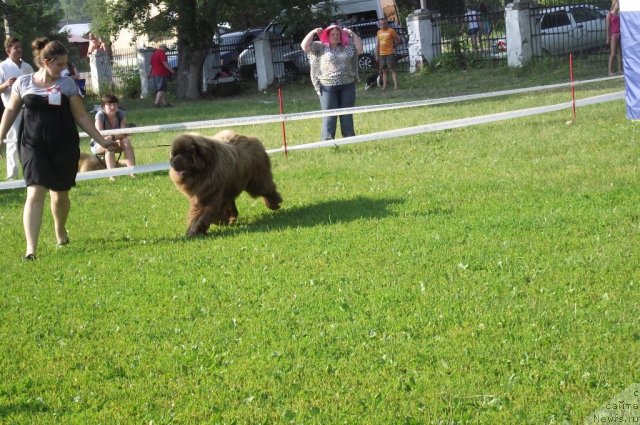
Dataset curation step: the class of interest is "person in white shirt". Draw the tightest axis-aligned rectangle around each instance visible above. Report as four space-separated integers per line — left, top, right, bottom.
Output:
466 7 480 51
0 38 34 180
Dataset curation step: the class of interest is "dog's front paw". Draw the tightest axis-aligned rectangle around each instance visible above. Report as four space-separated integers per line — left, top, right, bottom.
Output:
264 193 283 210
186 225 208 237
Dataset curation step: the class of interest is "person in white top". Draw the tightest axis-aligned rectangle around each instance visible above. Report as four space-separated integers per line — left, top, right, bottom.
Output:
466 7 480 51
0 38 34 180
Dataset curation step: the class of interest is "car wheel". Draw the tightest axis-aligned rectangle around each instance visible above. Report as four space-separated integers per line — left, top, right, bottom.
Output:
358 54 375 71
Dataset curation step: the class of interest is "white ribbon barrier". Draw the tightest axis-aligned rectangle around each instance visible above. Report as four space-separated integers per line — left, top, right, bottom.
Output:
75 75 623 139
266 91 625 153
0 82 625 191
0 91 625 191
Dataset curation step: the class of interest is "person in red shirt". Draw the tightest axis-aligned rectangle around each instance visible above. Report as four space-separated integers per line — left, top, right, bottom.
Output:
149 44 175 107
375 18 401 90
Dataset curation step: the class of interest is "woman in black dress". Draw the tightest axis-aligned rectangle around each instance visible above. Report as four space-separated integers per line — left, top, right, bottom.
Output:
0 38 117 260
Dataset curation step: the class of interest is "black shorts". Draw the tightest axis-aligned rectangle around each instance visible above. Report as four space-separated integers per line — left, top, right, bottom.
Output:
379 54 397 71
152 76 169 92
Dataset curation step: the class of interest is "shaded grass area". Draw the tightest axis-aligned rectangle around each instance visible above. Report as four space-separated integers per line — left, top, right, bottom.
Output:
0 63 638 423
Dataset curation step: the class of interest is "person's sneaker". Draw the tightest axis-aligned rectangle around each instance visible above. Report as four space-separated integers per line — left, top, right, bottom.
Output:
164 103 173 107
23 253 36 261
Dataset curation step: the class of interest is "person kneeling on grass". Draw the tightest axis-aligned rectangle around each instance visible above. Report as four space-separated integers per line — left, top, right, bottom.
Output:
90 93 136 180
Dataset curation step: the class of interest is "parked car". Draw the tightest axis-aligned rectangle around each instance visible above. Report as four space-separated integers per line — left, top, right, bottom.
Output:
536 4 607 55
214 28 265 75
237 20 301 80
164 25 231 72
488 5 605 59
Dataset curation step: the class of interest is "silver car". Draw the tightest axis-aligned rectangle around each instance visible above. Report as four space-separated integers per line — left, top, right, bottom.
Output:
535 4 607 55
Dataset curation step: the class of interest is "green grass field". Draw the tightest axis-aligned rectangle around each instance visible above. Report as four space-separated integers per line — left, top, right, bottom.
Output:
1 64 638 423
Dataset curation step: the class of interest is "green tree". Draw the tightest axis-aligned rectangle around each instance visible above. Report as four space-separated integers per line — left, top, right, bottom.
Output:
59 0 91 23
95 0 322 100
1 0 63 61
426 0 465 15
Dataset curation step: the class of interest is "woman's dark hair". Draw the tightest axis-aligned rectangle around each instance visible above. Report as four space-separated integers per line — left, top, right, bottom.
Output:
32 37 68 68
100 93 119 106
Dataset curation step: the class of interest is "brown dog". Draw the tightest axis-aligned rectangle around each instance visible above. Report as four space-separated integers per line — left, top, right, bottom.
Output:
78 152 126 172
169 130 282 236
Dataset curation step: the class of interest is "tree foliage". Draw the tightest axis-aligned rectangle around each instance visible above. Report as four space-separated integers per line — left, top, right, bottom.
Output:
425 0 466 15
94 0 323 100
59 0 91 23
1 0 63 61
424 0 506 15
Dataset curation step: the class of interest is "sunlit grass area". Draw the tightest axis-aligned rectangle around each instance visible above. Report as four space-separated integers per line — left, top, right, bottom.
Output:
0 63 637 423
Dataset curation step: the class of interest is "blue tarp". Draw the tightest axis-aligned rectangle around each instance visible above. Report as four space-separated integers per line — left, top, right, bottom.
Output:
621 2 640 119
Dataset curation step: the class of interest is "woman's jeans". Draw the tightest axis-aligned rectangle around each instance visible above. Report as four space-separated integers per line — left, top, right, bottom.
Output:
318 82 356 140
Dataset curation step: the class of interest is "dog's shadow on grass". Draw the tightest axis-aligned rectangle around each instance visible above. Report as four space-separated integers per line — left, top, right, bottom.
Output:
190 195 406 241
0 401 49 419
84 196 407 249
248 195 404 230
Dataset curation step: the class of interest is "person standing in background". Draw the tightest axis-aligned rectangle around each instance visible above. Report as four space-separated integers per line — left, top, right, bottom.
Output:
466 6 480 51
0 38 34 180
149 44 175 108
86 33 105 56
606 0 622 76
301 24 363 140
479 3 492 50
375 18 401 90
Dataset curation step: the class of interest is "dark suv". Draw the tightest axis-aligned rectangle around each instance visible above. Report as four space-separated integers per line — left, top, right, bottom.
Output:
214 27 265 74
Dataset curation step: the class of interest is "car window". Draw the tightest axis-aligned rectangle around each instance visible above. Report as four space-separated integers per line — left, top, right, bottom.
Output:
266 23 287 36
540 11 571 30
571 7 602 24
